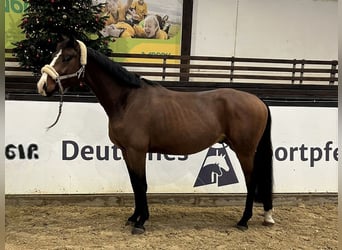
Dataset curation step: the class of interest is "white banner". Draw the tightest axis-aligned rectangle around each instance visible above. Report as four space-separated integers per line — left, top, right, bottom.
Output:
5 101 338 194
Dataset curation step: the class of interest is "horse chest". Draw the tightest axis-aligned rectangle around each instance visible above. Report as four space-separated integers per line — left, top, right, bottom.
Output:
108 121 127 147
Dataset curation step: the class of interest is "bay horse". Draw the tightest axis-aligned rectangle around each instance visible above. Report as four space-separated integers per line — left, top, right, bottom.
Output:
37 37 275 234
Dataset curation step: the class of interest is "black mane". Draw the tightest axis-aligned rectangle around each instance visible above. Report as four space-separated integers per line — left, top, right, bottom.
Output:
86 47 159 88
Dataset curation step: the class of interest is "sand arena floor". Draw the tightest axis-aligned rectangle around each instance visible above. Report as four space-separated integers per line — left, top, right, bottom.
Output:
5 198 338 250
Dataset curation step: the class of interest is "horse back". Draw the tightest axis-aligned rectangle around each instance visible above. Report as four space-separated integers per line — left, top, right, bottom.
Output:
110 85 267 155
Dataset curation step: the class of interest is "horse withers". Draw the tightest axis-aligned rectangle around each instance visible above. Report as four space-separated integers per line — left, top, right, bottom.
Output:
37 37 275 234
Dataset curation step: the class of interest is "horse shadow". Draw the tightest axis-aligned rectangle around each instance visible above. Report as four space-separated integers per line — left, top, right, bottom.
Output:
126 205 266 233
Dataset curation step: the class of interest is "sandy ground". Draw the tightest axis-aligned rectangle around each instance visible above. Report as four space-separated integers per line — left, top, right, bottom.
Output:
5 202 337 250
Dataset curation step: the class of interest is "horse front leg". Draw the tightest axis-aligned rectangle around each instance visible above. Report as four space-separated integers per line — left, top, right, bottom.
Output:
127 169 149 234
123 150 149 234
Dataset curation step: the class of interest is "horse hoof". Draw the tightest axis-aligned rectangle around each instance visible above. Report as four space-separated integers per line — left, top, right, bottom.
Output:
236 223 248 231
262 220 275 227
132 226 145 235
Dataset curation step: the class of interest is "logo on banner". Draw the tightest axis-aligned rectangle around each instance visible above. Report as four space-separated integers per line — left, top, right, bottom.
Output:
194 144 238 187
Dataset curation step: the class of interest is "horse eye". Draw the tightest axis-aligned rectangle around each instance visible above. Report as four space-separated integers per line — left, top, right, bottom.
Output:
63 55 72 62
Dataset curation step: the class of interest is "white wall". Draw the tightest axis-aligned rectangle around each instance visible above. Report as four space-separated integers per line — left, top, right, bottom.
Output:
191 0 338 59
5 101 338 194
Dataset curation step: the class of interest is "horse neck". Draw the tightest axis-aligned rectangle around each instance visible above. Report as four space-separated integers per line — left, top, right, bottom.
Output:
83 59 130 117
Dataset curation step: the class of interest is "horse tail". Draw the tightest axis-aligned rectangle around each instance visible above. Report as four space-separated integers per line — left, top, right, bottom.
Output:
253 105 273 208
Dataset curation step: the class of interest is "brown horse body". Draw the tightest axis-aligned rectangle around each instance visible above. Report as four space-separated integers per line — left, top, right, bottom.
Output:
37 38 274 234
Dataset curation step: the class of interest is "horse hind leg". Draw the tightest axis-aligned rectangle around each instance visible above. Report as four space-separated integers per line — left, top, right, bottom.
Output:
235 152 256 230
235 146 274 230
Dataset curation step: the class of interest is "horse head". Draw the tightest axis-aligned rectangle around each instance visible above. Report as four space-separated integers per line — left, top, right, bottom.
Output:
37 36 86 97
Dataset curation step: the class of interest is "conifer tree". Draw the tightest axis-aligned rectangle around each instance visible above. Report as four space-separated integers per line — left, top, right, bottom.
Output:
14 0 111 74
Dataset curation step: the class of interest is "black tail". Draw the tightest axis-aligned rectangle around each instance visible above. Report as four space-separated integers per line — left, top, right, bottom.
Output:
253 105 273 208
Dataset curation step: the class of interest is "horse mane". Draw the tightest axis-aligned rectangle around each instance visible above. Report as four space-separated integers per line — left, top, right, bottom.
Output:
87 47 158 88
86 47 141 87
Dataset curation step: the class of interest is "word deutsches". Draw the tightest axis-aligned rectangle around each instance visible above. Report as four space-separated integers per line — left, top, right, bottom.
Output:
62 140 188 161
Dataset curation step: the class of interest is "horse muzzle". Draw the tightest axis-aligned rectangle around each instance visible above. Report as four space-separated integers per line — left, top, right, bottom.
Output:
37 73 48 96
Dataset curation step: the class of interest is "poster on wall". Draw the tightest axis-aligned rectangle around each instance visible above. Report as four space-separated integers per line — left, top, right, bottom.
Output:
97 0 183 59
5 0 183 58
4 0 28 49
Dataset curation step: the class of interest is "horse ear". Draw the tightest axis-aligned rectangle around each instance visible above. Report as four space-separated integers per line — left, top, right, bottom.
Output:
57 34 69 42
57 33 76 48
66 36 78 48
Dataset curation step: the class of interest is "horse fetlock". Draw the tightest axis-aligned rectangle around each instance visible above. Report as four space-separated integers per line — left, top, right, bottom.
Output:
242 211 253 221
127 214 138 223
125 220 135 226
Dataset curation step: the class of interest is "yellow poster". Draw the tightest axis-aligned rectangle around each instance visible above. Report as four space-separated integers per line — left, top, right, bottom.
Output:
5 0 28 49
99 0 182 61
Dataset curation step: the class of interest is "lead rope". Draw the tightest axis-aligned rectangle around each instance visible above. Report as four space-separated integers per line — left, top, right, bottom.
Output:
46 95 63 131
46 78 64 131
45 65 86 131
